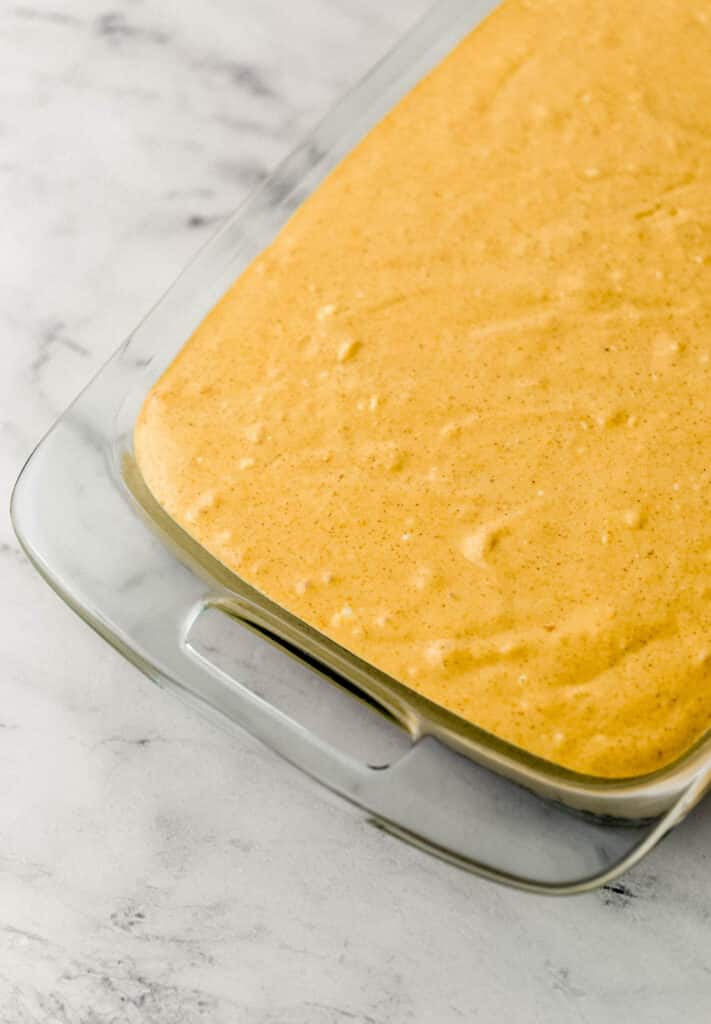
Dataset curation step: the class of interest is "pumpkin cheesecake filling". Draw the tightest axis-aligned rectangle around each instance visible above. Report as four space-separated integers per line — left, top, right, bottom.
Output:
135 0 711 778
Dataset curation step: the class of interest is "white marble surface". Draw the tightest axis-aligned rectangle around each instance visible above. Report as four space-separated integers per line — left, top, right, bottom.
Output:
3 1 711 1021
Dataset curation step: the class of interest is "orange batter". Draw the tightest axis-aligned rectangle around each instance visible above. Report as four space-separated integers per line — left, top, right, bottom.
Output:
135 0 711 778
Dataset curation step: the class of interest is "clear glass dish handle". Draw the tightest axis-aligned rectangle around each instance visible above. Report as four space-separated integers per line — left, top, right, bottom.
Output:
124 567 709 896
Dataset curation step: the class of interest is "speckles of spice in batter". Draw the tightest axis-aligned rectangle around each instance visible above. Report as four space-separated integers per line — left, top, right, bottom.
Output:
135 0 711 779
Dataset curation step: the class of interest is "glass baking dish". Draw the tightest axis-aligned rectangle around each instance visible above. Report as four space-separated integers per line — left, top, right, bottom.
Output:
11 0 711 894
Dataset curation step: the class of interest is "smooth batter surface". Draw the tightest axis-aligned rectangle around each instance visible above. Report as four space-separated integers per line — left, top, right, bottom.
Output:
135 0 711 778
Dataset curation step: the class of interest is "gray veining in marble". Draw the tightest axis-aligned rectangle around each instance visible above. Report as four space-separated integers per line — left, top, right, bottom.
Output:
2 1 711 1021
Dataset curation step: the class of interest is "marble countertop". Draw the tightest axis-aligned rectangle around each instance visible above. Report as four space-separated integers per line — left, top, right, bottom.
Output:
2 1 711 1021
